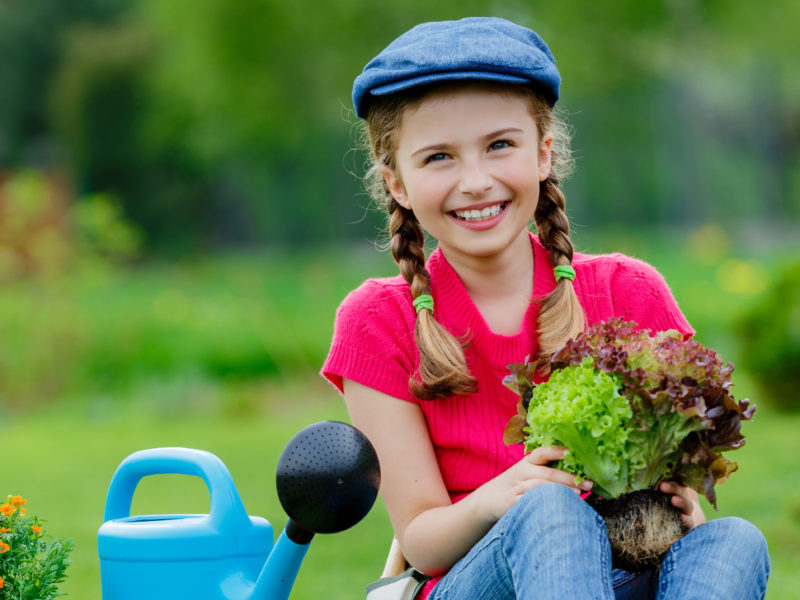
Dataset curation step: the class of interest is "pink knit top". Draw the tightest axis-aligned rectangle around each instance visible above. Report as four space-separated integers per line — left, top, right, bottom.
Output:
321 233 693 597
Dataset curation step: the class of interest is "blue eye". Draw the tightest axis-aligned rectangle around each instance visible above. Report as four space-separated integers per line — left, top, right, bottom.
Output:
489 140 512 151
425 152 449 163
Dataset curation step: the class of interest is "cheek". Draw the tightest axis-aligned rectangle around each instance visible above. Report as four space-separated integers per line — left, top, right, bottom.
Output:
405 172 453 207
500 157 541 193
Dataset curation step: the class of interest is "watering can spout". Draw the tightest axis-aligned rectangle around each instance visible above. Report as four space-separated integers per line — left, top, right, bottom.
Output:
247 521 313 600
249 421 380 600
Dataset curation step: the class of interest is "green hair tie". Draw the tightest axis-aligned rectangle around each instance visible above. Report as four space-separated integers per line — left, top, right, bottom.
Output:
413 294 434 314
554 265 576 282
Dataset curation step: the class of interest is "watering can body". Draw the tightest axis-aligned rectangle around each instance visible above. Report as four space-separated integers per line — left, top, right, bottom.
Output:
97 447 274 600
98 422 380 600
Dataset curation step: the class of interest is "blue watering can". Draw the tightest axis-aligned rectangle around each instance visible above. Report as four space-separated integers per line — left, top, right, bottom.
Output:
97 421 380 600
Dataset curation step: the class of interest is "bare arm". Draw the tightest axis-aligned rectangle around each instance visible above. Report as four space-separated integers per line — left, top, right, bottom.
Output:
343 378 592 575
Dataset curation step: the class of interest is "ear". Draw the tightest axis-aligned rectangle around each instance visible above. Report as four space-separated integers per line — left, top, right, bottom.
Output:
538 133 553 182
380 165 410 209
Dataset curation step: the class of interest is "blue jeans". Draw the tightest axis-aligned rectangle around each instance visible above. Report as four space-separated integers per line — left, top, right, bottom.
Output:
428 484 769 600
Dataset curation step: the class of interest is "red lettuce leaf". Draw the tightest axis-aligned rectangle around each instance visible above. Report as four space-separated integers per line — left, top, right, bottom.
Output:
506 317 755 508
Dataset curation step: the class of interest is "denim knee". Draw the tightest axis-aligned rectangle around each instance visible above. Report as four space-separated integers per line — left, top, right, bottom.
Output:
659 517 770 599
494 484 615 597
529 481 587 505
501 483 605 542
714 517 770 574
509 482 583 514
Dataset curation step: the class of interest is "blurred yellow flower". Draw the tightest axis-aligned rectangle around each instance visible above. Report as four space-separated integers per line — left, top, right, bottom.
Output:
716 259 768 296
9 496 26 507
687 224 732 265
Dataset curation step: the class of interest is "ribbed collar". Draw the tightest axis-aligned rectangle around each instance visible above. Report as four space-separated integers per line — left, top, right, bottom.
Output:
426 233 556 365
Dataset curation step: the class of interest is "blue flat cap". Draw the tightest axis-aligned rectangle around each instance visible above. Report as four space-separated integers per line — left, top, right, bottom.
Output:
352 17 560 119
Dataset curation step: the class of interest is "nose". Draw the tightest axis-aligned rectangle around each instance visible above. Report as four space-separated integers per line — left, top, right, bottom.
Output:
458 158 494 196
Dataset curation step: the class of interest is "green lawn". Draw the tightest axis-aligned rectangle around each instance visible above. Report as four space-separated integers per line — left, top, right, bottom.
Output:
2 227 799 598
1 381 393 600
2 377 798 599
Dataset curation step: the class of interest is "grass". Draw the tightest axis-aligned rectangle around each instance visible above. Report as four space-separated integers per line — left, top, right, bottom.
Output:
1 223 799 598
2 378 799 599
1 380 393 600
0 245 397 414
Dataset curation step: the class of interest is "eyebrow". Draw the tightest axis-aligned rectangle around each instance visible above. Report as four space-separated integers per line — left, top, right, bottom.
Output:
410 127 525 158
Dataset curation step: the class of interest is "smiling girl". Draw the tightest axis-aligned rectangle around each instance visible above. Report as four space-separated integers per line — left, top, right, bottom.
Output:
322 17 769 600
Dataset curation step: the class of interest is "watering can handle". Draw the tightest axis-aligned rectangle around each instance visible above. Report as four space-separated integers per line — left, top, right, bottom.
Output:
103 447 252 534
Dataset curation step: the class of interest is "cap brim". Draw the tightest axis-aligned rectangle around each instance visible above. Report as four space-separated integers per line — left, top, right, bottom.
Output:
369 70 530 97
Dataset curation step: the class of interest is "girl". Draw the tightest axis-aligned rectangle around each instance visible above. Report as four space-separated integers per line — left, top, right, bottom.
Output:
323 17 769 599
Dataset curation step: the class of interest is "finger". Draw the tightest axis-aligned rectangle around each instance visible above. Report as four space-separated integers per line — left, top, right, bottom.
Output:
519 479 583 497
659 481 680 495
524 449 593 492
526 446 569 465
547 471 593 491
671 494 693 515
541 470 586 489
525 465 593 492
660 481 689 501
661 483 694 516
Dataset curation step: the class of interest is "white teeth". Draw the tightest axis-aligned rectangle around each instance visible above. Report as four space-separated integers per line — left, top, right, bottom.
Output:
453 203 505 221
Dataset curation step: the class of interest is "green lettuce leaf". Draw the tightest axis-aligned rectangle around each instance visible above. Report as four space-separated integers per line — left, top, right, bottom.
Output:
505 318 755 508
524 358 633 498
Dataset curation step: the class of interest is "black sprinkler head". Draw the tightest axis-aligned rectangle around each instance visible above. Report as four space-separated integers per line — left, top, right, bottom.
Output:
276 421 380 535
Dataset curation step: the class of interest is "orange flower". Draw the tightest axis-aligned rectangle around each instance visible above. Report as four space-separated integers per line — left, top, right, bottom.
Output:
0 527 9 533
0 575 4 588
31 525 42 535
19 509 26 516
0 504 15 516
9 496 25 507
0 541 9 553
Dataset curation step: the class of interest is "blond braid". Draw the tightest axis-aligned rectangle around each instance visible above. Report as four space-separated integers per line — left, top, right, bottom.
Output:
362 80 579 398
533 173 585 370
388 199 478 399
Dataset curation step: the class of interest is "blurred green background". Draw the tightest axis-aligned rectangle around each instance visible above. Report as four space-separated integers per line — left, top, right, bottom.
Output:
1 0 799 598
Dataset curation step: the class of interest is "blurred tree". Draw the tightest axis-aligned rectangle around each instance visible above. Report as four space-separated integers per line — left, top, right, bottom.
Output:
135 0 800 247
135 0 501 247
49 22 213 253
0 0 129 165
532 0 800 228
1 0 797 252
737 260 800 412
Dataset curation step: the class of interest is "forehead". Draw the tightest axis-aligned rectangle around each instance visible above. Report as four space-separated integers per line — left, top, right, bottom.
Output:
396 84 536 141
408 80 533 113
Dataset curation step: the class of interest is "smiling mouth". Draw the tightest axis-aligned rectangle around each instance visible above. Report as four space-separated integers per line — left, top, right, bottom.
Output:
451 202 508 222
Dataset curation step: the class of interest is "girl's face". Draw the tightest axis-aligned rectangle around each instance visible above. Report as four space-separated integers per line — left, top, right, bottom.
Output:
382 85 552 267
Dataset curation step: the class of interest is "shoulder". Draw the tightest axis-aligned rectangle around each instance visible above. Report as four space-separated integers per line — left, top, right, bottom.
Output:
573 250 694 336
323 275 418 399
532 234 660 287
336 275 413 323
575 251 667 287
332 274 417 353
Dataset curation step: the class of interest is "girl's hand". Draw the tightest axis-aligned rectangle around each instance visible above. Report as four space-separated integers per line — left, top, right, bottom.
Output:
473 446 593 523
659 481 706 529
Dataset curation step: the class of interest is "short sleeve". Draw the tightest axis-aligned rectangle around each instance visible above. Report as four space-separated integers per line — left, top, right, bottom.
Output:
609 254 695 338
321 278 419 402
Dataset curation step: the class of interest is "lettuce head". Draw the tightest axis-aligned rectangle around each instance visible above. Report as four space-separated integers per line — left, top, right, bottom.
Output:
503 318 755 508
